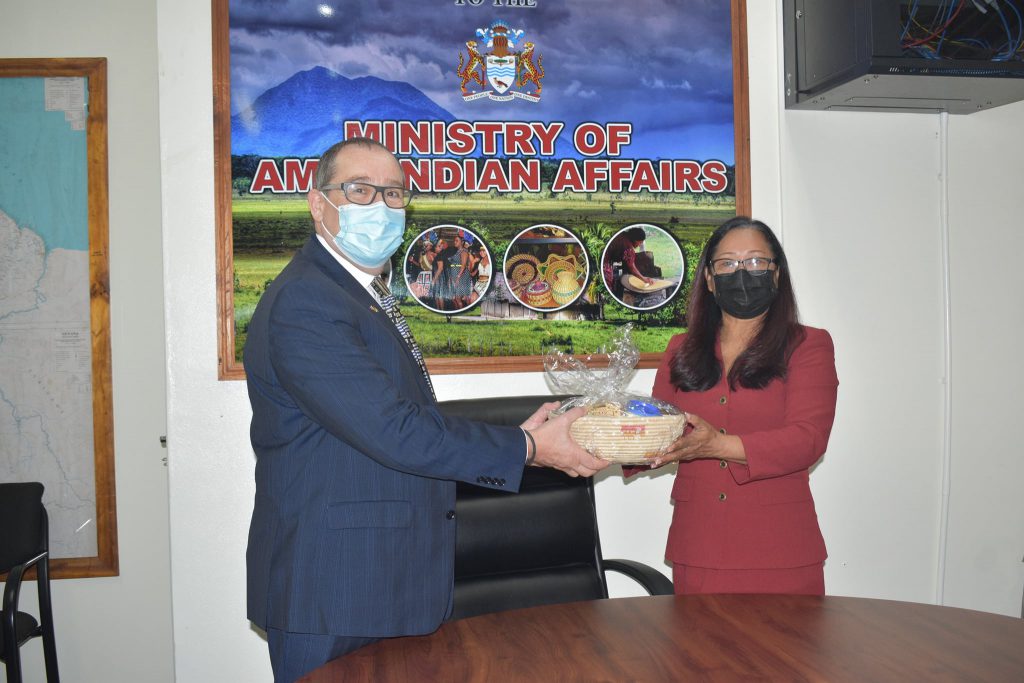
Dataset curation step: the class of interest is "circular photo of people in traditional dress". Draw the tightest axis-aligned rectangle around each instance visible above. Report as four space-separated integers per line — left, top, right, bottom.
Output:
600 224 685 310
503 224 589 312
404 225 492 314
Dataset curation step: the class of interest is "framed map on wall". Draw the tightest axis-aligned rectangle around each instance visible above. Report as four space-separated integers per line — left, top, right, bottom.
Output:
214 0 750 378
0 58 117 579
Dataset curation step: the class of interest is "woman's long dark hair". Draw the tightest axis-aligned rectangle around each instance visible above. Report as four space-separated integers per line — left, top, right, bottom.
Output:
670 216 805 392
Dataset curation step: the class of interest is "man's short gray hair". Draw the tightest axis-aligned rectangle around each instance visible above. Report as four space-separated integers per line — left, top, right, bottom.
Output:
314 137 395 189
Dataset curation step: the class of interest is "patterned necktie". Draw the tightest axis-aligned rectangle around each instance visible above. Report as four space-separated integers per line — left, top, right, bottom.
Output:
370 276 435 400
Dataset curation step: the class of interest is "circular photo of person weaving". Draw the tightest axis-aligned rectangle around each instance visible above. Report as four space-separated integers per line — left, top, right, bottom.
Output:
600 224 685 311
404 225 492 314
503 224 590 312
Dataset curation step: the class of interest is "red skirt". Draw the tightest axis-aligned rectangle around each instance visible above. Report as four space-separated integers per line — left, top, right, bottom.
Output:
673 563 825 595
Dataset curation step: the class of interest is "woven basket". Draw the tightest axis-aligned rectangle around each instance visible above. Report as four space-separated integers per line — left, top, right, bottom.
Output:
570 413 686 464
550 271 580 306
524 280 553 307
506 254 541 286
543 254 581 285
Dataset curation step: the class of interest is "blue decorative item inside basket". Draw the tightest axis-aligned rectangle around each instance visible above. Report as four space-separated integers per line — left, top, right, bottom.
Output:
626 400 662 417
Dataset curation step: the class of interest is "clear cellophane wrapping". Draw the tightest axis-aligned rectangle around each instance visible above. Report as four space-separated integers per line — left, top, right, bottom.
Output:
544 324 686 464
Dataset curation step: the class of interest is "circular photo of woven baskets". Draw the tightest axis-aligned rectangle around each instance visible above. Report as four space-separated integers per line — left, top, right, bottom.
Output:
503 225 589 312
403 224 492 315
600 224 685 312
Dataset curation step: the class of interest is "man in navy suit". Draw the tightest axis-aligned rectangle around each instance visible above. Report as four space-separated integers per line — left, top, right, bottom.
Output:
244 138 607 682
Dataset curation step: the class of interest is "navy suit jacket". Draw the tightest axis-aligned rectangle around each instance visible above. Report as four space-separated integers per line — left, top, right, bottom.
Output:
244 237 525 637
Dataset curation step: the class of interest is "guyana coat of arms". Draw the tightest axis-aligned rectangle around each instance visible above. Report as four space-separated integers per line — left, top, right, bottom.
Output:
457 20 544 102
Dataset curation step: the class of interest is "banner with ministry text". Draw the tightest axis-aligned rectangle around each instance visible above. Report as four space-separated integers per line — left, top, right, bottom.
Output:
227 0 739 364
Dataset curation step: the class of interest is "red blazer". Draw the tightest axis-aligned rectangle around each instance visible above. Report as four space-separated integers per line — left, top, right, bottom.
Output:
652 326 838 569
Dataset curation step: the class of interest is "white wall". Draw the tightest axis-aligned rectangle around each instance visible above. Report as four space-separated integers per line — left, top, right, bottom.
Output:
0 1 174 682
781 110 948 602
944 102 1024 616
155 2 271 679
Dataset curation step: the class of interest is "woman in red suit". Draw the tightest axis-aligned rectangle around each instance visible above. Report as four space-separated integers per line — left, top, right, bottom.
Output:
646 216 838 595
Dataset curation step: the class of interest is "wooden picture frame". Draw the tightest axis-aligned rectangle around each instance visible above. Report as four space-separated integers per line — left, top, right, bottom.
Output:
213 0 751 380
0 58 117 579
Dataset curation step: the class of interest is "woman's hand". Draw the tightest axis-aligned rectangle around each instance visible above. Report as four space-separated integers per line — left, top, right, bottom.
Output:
648 412 729 467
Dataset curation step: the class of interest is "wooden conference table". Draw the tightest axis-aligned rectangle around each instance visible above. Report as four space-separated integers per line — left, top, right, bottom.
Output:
303 594 1024 682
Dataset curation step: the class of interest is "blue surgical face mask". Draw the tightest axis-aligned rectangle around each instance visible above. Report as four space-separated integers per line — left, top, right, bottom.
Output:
321 194 405 269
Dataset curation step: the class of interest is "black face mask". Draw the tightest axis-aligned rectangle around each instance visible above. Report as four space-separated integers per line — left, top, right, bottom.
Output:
712 269 777 319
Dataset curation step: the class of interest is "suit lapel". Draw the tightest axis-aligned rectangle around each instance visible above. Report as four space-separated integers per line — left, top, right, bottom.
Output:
300 238 434 401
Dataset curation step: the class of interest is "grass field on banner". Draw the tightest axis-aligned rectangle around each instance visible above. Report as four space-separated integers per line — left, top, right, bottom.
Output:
231 193 733 360
400 305 681 358
232 192 731 252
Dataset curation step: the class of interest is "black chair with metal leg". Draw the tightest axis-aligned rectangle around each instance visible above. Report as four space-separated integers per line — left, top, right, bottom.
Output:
1 482 60 683
440 396 674 620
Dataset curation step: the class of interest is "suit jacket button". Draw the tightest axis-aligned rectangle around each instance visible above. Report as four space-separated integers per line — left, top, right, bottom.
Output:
718 492 727 501
446 510 456 520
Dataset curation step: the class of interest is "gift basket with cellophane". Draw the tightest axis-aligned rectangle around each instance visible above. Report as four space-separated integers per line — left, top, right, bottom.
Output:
544 324 687 464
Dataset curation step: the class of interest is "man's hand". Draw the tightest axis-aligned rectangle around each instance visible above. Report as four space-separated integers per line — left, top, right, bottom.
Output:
520 401 561 431
527 406 609 478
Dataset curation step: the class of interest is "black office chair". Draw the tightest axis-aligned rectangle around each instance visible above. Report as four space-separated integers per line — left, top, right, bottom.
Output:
1 482 60 683
440 396 674 620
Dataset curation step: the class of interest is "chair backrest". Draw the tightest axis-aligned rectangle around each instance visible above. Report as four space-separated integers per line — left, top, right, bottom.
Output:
439 396 610 620
0 482 46 573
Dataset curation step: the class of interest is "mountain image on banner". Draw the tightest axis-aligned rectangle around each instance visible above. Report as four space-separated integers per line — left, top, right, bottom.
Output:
231 66 579 159
230 67 457 157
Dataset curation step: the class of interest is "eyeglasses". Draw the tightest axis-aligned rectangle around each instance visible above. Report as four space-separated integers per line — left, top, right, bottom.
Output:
710 257 777 276
319 181 415 208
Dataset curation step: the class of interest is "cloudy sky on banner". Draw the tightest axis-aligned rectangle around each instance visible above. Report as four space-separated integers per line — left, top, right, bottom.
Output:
228 0 735 163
